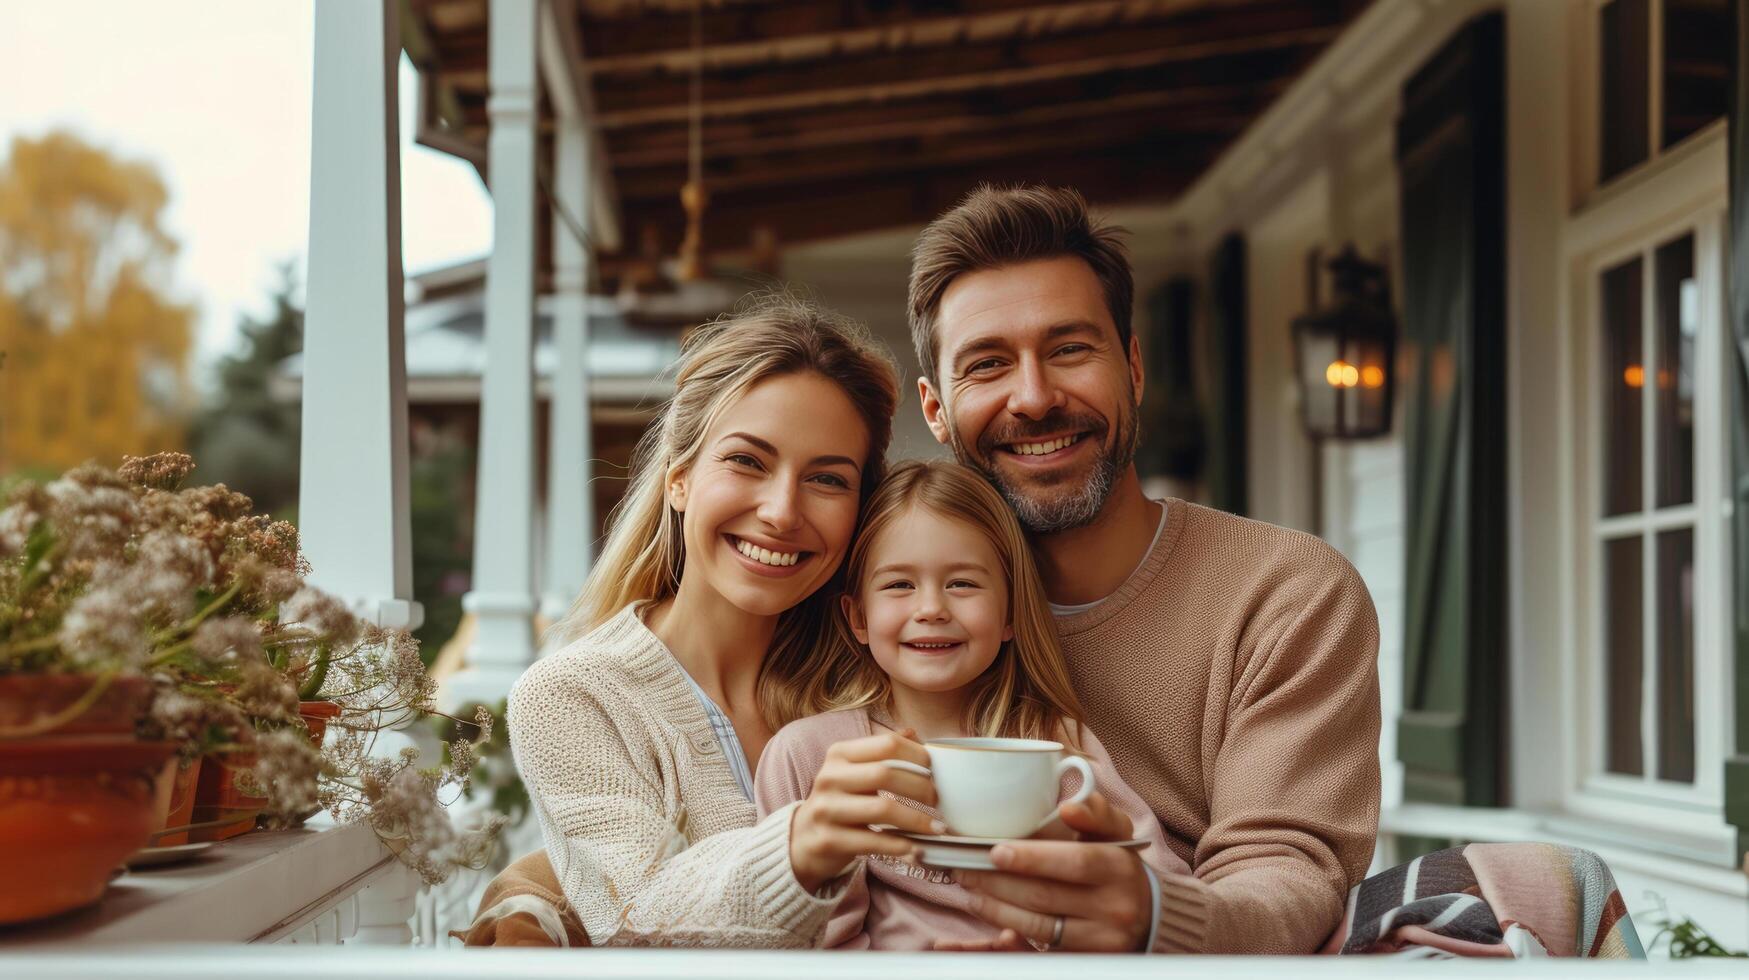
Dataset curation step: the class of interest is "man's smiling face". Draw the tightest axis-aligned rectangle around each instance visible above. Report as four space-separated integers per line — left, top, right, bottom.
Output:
920 255 1143 533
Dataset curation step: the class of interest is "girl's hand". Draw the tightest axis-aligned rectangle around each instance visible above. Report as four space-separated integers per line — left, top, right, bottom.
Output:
934 928 1032 952
789 728 941 892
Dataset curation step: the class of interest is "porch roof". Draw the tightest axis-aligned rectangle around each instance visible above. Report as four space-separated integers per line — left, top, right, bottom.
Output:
272 261 682 404
403 0 1371 282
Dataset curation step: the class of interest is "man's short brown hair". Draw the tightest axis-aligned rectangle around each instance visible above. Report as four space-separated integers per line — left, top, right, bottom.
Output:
907 184 1133 386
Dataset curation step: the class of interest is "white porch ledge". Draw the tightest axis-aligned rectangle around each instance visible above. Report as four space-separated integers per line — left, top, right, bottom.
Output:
6 947 1749 978
0 816 417 947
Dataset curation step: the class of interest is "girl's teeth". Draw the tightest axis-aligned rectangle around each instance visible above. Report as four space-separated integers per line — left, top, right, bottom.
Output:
735 537 798 566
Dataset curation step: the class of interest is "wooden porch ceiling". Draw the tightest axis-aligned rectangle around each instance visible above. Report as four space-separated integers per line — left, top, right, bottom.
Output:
406 0 1370 263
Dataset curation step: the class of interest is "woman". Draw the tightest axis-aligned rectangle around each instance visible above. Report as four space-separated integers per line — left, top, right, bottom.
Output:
505 296 941 948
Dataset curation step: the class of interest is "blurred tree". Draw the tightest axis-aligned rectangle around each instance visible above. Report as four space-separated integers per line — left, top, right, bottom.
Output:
188 264 303 516
409 433 473 664
0 131 194 476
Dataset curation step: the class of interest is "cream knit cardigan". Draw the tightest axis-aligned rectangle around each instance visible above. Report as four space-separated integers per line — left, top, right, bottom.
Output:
507 604 843 946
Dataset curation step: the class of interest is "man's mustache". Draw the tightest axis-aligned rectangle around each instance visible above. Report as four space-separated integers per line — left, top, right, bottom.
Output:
976 412 1108 456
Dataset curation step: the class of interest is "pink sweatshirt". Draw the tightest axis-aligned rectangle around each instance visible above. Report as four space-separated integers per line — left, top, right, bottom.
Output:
753 707 1188 951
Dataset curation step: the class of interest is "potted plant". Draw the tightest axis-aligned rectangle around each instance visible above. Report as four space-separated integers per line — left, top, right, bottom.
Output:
0 453 502 923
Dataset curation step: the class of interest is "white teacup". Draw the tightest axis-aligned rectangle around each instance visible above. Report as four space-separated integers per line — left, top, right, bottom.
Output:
920 737 1095 839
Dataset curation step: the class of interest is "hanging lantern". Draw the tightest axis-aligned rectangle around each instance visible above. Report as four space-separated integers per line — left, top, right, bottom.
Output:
1291 246 1397 439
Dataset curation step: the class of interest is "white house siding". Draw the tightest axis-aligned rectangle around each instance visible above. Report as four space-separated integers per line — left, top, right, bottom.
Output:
783 228 948 464
1164 0 1745 951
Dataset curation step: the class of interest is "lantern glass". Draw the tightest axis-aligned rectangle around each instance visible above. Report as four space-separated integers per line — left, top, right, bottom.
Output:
1291 249 1397 439
1296 320 1342 435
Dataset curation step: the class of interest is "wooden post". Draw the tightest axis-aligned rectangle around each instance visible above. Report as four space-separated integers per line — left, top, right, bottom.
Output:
451 0 540 708
299 0 421 632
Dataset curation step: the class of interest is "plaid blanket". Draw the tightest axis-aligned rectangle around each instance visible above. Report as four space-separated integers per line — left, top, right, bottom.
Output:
1326 843 1644 958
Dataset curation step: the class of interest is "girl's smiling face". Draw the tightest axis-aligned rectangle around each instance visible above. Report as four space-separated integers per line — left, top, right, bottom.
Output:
668 371 870 619
842 504 1013 695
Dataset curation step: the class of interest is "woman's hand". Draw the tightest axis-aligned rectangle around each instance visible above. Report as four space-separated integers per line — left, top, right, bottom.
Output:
789 728 941 892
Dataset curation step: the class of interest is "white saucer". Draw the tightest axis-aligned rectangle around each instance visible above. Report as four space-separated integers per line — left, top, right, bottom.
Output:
893 830 1150 870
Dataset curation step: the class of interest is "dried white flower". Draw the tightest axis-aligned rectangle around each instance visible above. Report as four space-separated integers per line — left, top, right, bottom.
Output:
0 501 36 556
192 617 264 663
283 587 361 649
248 728 322 821
58 573 148 667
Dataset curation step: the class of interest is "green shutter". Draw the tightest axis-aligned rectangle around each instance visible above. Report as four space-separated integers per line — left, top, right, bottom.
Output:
1395 12 1508 807
1724 0 1749 866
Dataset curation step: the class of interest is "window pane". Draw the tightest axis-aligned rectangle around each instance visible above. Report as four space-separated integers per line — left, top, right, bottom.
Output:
1653 235 1697 507
1604 535 1644 776
1662 0 1732 149
1601 257 1644 516
1654 529 1695 783
1600 0 1651 181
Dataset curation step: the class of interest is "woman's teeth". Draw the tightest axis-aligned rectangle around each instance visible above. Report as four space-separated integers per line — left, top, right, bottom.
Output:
734 537 799 566
1009 434 1079 456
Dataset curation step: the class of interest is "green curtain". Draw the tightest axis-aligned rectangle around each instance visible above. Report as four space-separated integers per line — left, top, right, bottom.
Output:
1395 11 1508 807
1724 0 1749 864
1142 279 1205 482
1203 235 1248 516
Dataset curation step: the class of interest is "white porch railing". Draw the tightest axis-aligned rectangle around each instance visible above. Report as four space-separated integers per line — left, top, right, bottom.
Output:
8 947 1749 977
410 795 546 947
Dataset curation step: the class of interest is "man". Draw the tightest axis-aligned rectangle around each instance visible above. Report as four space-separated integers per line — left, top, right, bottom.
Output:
909 185 1381 954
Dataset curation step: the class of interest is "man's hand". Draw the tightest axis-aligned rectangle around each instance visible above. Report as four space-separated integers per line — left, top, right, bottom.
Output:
951 793 1153 952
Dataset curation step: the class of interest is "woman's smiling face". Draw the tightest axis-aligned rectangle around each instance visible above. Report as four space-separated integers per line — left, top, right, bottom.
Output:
667 371 871 618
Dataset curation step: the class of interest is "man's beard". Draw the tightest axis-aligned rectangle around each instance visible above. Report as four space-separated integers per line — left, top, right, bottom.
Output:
946 403 1140 534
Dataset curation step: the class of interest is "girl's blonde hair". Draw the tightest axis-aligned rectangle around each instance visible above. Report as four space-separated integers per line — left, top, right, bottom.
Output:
818 459 1086 745
549 294 899 730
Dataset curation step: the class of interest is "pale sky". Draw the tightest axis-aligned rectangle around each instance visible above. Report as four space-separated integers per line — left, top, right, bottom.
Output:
0 1 494 381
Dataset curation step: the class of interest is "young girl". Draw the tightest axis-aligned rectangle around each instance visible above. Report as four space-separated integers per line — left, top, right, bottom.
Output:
754 460 1187 950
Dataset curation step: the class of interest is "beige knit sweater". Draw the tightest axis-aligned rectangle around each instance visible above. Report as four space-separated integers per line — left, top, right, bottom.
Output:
506 604 842 947
1057 499 1382 954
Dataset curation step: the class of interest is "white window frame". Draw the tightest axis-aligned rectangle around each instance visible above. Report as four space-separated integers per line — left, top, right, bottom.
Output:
1562 126 1734 849
1574 0 1730 206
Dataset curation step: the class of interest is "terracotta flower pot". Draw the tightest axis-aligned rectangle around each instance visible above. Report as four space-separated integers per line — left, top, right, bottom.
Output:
186 703 341 843
298 700 342 748
0 674 151 736
148 756 203 847
189 749 266 843
0 736 175 925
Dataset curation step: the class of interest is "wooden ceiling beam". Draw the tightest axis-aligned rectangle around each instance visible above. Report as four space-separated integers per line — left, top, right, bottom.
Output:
581 0 1244 76
616 143 1210 253
613 118 1235 198
588 22 1338 127
578 0 1136 60
607 84 1275 168
588 2 1335 105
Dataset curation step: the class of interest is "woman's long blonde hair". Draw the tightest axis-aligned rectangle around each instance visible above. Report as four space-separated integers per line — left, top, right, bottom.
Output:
817 460 1086 745
549 294 899 730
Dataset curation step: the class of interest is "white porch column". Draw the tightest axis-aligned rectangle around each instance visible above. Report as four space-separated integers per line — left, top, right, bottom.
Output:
1502 0 1569 813
540 114 595 627
299 0 421 632
450 0 540 708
